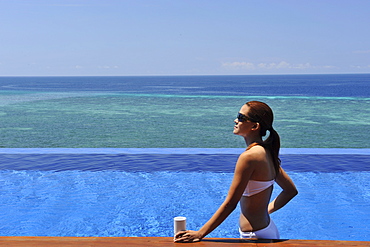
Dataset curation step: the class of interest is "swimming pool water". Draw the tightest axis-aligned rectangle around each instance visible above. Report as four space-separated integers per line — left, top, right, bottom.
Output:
0 148 369 241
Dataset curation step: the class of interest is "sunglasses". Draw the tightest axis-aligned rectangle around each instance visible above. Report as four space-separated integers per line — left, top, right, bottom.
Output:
237 113 258 122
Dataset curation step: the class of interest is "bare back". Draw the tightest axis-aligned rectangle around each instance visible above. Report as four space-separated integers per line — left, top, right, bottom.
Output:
239 145 276 231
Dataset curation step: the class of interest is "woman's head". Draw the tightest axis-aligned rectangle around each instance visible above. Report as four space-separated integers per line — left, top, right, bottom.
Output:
238 101 281 173
244 101 274 137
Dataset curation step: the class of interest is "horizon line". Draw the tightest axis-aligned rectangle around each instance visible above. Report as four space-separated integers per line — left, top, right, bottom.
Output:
0 72 370 77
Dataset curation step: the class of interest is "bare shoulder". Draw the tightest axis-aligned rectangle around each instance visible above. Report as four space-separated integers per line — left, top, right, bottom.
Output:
237 145 266 167
242 145 266 161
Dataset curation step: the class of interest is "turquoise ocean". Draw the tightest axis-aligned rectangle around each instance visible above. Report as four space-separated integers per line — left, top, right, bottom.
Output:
0 74 369 149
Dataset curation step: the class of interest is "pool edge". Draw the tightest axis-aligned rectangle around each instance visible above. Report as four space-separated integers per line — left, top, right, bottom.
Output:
0 237 368 247
0 148 369 155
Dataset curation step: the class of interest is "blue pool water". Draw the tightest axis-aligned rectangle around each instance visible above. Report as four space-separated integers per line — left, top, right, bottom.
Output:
0 148 369 241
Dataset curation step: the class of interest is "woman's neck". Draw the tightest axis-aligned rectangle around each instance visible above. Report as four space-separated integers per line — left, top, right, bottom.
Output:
244 136 263 147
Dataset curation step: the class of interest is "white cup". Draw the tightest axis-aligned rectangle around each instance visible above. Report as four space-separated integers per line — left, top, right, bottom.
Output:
173 216 186 235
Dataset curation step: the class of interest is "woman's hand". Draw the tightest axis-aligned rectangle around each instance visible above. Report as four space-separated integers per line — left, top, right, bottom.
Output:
174 230 202 243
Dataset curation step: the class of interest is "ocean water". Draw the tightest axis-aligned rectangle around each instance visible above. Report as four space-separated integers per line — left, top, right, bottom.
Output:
0 74 369 241
0 74 369 148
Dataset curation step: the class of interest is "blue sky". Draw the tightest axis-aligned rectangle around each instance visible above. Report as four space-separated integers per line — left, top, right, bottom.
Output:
1 0 369 76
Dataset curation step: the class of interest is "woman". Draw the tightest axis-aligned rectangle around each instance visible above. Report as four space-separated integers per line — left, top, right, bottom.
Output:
174 101 297 242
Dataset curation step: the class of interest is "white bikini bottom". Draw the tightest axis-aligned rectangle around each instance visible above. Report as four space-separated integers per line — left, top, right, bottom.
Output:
239 219 280 239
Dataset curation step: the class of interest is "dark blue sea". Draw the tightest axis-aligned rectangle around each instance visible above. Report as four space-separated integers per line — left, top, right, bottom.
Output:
0 74 369 240
1 74 369 97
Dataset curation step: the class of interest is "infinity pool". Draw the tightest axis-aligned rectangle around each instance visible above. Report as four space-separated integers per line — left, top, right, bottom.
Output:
0 148 369 241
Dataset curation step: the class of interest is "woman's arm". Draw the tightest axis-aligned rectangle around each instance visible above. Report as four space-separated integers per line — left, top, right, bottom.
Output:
268 167 298 214
174 151 255 242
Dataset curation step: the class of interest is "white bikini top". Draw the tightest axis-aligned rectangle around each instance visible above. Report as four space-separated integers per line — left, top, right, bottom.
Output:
243 180 274 197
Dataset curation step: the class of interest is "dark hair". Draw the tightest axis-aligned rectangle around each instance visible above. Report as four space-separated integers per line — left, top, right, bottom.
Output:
245 101 281 174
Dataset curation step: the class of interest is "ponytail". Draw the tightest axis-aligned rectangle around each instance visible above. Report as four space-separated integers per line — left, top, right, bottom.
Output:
263 128 281 174
245 101 281 175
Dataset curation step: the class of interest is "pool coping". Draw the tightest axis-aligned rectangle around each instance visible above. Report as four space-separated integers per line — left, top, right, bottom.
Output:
0 236 369 246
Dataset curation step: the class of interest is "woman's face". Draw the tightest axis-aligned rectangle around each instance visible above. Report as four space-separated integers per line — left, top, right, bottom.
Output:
233 104 254 137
